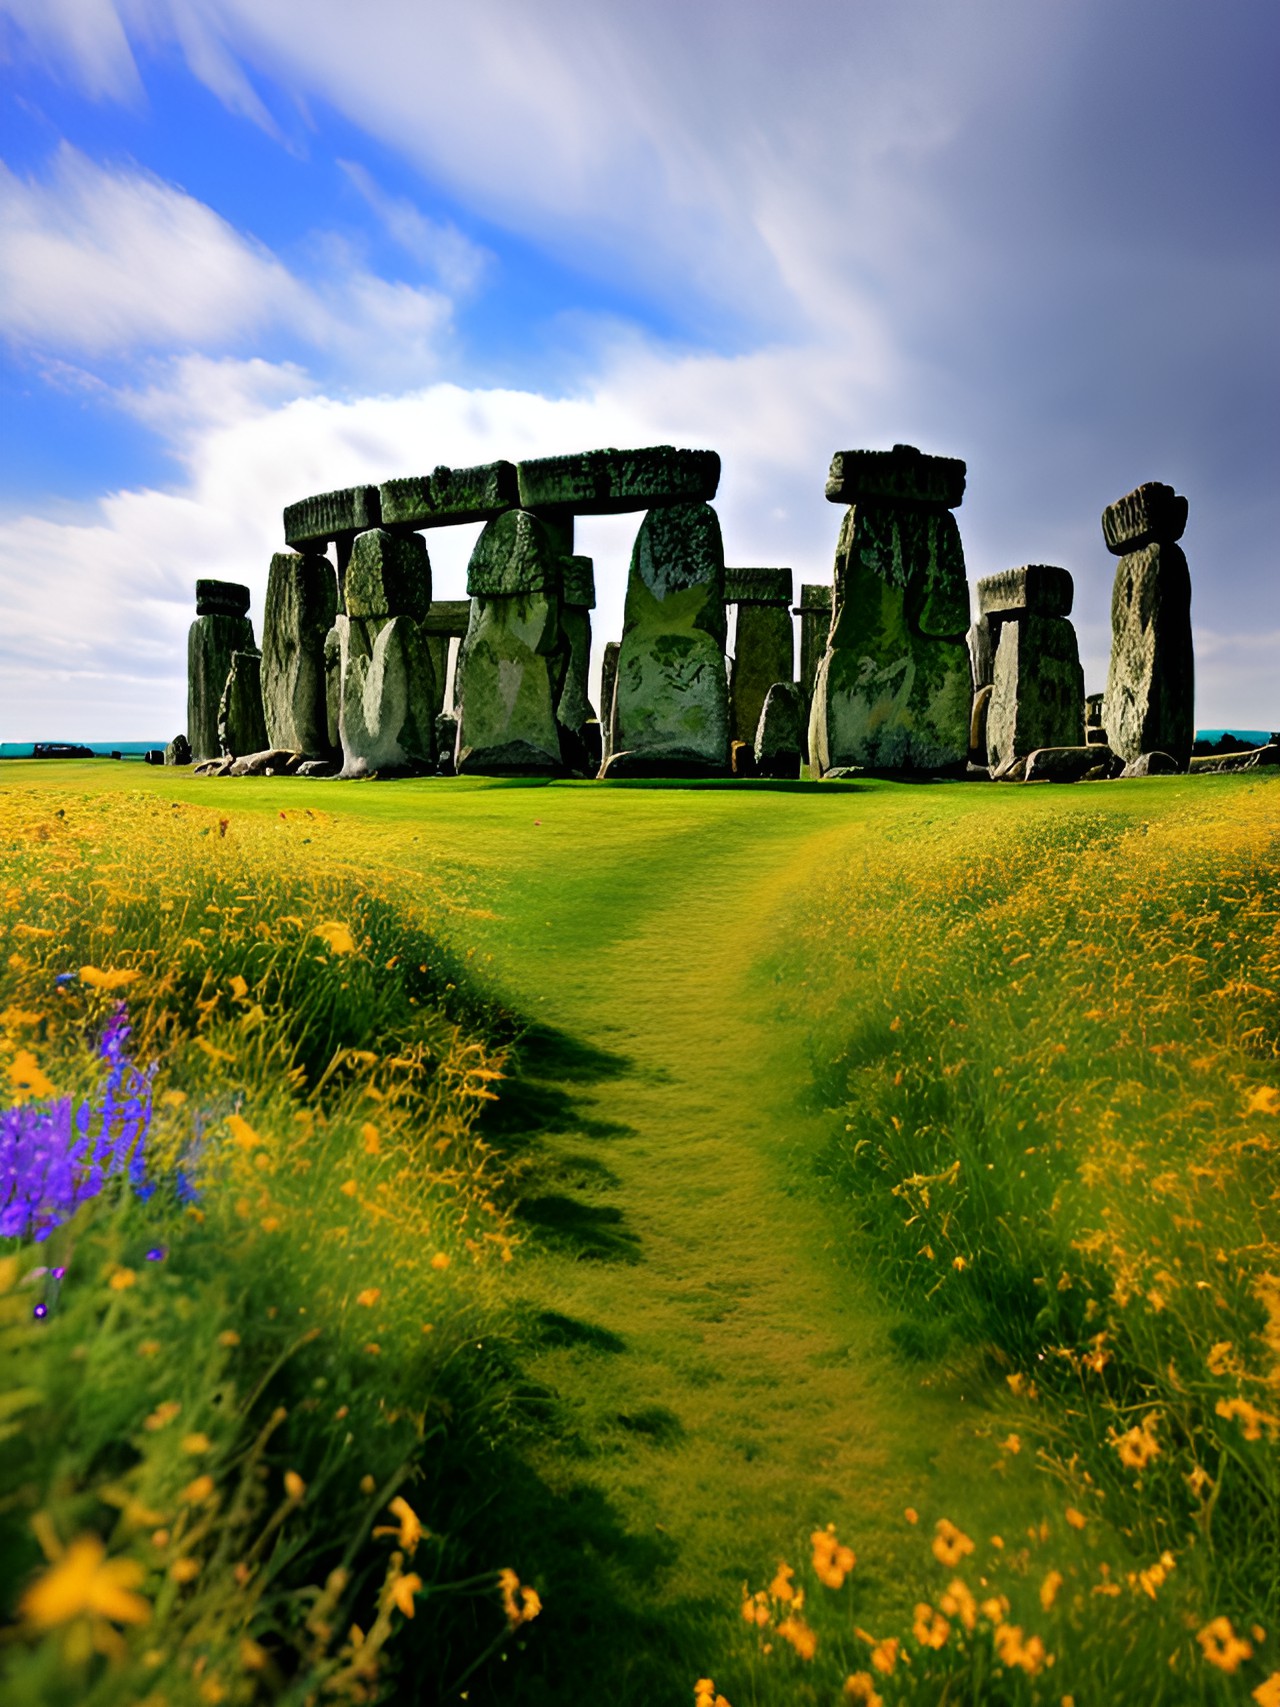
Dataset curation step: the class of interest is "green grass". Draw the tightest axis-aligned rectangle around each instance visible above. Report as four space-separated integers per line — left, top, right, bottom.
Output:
2 763 1278 1705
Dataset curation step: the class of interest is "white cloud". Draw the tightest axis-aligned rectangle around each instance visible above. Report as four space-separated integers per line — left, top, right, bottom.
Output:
338 161 489 297
0 0 142 102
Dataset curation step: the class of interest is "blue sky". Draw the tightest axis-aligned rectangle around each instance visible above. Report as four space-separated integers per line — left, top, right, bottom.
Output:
1 0 1276 739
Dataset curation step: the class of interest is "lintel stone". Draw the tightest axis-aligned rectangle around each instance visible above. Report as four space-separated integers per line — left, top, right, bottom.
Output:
421 599 472 637
379 461 518 530
724 566 793 605
283 486 380 548
825 443 966 510
196 579 251 618
793 583 832 615
515 445 719 514
1102 482 1188 555
977 565 1074 619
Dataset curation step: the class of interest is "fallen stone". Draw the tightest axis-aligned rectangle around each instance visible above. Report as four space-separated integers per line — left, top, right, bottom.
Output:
977 564 1074 619
1191 742 1280 774
193 756 234 777
809 495 971 775
825 443 966 510
1024 745 1117 783
344 529 431 621
516 445 720 514
1102 539 1194 766
605 501 730 777
165 733 192 767
992 754 1028 782
1119 750 1180 777
1102 482 1188 555
295 758 339 778
188 608 255 761
455 512 567 775
730 600 794 749
218 651 268 759
379 461 518 530
985 602 1085 770
283 486 380 550
336 614 437 777
754 680 804 779
196 579 250 618
724 567 792 605
261 551 339 758
229 747 295 777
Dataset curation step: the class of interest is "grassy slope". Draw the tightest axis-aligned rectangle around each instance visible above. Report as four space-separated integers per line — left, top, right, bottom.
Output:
4 762 1273 1704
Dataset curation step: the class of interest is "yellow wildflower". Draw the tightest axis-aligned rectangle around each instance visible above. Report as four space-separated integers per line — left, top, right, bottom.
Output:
1244 1086 1280 1116
1040 1570 1063 1611
314 922 356 956
19 1534 150 1629
811 1525 855 1588
390 1571 422 1618
1109 1411 1161 1470
181 1433 211 1456
1065 1506 1087 1530
359 1475 376 1496
361 1123 381 1155
1197 1617 1253 1674
9 1050 56 1100
903 1507 918 1524
843 1674 884 1706
239 1638 268 1671
181 1475 215 1505
217 1330 240 1348
340 1179 358 1198
741 1590 770 1628
226 1114 261 1152
356 1287 381 1308
776 1614 817 1660
109 1267 137 1291
768 1561 796 1603
1253 1673 1280 1707
170 1557 200 1584
284 1471 306 1502
497 1567 541 1626
374 1496 425 1555
1217 1396 1278 1441
144 1401 181 1431
994 1624 1048 1676
80 966 141 991
869 1636 899 1675
228 975 249 1001
932 1518 975 1568
694 1681 733 1707
1002 1433 1021 1454
940 1578 977 1631
430 1252 451 1271
912 1603 950 1649
981 1594 1011 1624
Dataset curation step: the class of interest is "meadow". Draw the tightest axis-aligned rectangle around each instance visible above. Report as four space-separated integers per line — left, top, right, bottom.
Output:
0 763 1276 1706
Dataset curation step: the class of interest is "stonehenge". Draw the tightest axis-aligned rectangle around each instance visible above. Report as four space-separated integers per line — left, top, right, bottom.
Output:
181 441 1200 790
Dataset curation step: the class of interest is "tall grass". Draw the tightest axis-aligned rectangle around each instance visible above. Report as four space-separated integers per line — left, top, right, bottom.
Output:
0 791 540 1705
735 785 1280 1704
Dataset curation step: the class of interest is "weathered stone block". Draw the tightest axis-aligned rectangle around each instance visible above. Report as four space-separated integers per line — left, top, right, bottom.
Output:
1119 751 1180 777
1102 482 1188 555
1103 541 1194 766
344 529 431 621
262 552 339 757
556 604 595 752
454 591 566 775
605 502 729 777
730 601 794 748
421 599 472 637
336 614 437 776
795 583 832 712
218 650 268 759
808 503 971 774
188 611 255 762
724 567 793 605
977 564 1073 619
196 579 250 618
754 680 804 779
1024 745 1118 783
164 733 191 767
985 612 1085 770
516 446 720 514
825 443 966 510
379 462 518 530
562 554 596 609
467 509 565 598
283 486 380 549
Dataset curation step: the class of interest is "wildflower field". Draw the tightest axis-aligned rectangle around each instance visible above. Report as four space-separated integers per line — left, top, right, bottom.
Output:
1 763 1277 1706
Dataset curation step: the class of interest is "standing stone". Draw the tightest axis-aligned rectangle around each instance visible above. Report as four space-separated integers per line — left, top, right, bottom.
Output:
979 566 1085 771
726 568 794 749
605 502 730 777
599 641 621 768
218 650 268 758
795 584 832 707
1102 483 1194 768
261 552 339 757
335 530 436 777
454 510 568 775
1084 692 1108 747
164 733 191 767
557 556 597 771
809 445 971 775
188 581 255 762
754 681 804 779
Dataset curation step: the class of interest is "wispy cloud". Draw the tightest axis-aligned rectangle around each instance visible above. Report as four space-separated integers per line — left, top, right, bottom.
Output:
337 160 489 296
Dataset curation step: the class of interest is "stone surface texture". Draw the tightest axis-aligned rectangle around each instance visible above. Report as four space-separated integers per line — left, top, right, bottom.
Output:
335 614 437 776
605 502 729 776
724 567 793 605
599 641 621 767
985 609 1085 769
164 733 192 767
188 611 255 761
283 486 380 548
196 579 251 618
556 556 596 758
753 680 804 778
562 554 596 610
730 602 794 748
1120 751 1180 777
516 446 720 514
455 511 568 775
825 443 966 510
808 467 971 775
1102 482 1188 555
344 529 431 621
967 617 995 690
796 583 833 712
1103 539 1194 766
261 552 339 757
1024 745 1117 783
977 564 1074 618
379 462 518 530
218 650 268 758
421 600 472 636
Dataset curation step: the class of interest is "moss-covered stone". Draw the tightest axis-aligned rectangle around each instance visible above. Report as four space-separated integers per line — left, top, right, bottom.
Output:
379 462 518 530
336 614 437 777
454 592 566 775
261 552 339 757
283 486 381 548
1103 542 1194 766
217 650 268 759
825 443 966 511
985 612 1085 770
188 611 255 761
516 446 720 514
466 510 564 598
730 602 794 748
344 529 431 621
1101 482 1188 555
